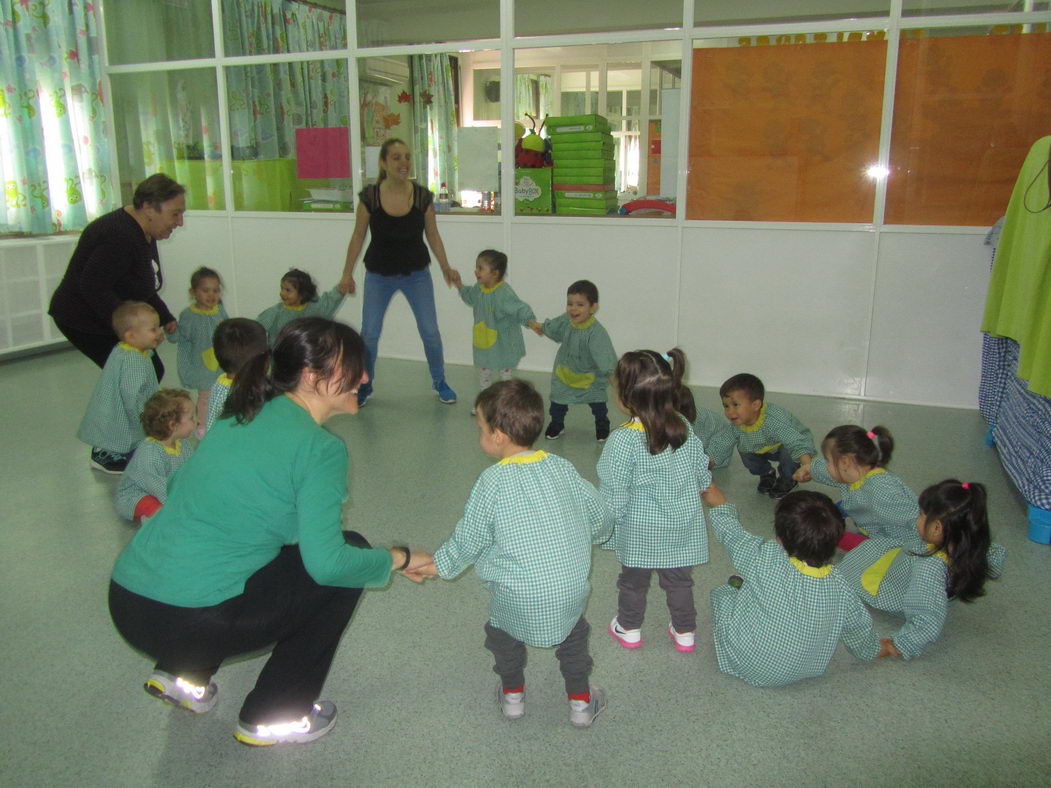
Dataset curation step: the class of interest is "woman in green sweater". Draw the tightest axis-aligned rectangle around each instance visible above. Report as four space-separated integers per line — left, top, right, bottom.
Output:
109 317 434 746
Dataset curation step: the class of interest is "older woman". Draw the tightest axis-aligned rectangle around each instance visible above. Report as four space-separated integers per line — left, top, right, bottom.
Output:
49 173 185 382
109 318 434 746
340 138 462 407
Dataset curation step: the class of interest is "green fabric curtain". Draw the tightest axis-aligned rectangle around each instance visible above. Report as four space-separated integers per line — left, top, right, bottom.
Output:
982 135 1051 397
0 0 111 233
411 54 458 196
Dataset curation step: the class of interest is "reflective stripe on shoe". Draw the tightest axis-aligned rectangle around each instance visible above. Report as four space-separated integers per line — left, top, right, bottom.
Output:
234 701 337 746
144 670 217 713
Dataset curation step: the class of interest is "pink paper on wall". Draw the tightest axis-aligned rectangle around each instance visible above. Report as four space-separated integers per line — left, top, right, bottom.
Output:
295 127 350 178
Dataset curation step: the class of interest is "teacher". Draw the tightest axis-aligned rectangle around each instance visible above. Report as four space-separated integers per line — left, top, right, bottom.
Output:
340 138 462 408
49 173 186 382
108 318 434 746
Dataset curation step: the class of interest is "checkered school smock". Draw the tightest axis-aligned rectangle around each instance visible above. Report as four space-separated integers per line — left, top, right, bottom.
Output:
167 303 228 390
541 314 617 405
114 437 194 520
77 343 159 454
707 503 880 687
597 419 712 569
692 404 732 451
809 458 919 544
837 534 1006 659
705 402 816 470
257 287 345 345
205 374 233 432
434 450 613 648
459 281 535 371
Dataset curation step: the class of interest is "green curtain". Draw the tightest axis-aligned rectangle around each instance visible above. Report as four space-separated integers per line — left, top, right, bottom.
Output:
0 0 111 233
411 54 458 196
981 135 1051 397
222 0 346 56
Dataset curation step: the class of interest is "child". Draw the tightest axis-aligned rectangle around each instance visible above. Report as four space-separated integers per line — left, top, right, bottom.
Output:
167 267 228 436
705 373 815 498
77 302 164 474
598 349 712 652
837 479 1005 660
795 424 919 549
205 318 268 433
702 483 881 686
433 379 613 728
257 268 345 345
679 388 731 462
529 280 617 441
458 249 536 396
115 389 196 523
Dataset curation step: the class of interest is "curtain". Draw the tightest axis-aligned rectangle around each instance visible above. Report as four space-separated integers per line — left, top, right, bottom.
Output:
411 54 457 196
222 0 346 57
514 74 553 125
0 1 110 234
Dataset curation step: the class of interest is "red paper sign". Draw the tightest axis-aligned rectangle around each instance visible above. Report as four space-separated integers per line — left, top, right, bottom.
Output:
295 127 350 179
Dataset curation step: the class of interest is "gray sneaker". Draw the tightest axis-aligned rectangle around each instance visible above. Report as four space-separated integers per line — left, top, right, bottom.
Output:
144 670 217 713
234 701 337 746
496 683 524 720
569 686 607 728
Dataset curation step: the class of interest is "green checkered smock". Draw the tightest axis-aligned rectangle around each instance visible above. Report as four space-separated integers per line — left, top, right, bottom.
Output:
809 458 919 544
597 419 712 569
205 374 232 433
541 314 617 405
257 287 345 346
459 281 535 371
434 450 613 648
167 303 228 390
77 343 159 454
837 534 1006 659
692 405 732 452
705 402 815 470
707 503 880 687
114 437 194 521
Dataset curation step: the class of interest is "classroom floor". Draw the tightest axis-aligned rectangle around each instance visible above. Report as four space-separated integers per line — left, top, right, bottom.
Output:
1 345 1048 787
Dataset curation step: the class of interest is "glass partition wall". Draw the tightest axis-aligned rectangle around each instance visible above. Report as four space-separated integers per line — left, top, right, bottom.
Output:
101 0 1051 224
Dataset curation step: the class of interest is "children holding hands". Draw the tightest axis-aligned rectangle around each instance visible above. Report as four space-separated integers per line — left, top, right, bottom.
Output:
257 268 345 346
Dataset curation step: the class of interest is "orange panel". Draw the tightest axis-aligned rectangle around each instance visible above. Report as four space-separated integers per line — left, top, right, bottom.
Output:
688 40 886 222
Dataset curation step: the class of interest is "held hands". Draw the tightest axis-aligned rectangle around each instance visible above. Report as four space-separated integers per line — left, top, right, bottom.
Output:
338 275 356 296
528 319 544 336
391 548 438 583
877 638 903 659
701 482 727 508
793 463 812 483
164 320 178 334
442 267 463 289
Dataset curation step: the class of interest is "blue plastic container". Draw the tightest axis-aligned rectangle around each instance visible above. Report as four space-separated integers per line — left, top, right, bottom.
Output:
1028 505 1051 544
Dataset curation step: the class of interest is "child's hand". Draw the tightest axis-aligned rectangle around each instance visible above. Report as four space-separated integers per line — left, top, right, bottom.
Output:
793 464 812 483
399 550 438 583
877 638 903 659
442 267 462 289
528 319 544 336
701 482 727 507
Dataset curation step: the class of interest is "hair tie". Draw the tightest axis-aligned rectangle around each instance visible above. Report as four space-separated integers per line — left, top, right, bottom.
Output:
661 352 671 363
866 430 877 440
961 482 970 490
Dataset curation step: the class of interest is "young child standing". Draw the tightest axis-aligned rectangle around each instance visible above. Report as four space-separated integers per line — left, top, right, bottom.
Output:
529 280 617 441
837 479 1005 660
167 267 228 436
115 389 196 523
702 483 881 686
205 318 268 433
705 373 816 498
78 302 164 474
795 424 919 549
257 268 345 346
598 349 712 653
458 249 536 396
434 379 613 728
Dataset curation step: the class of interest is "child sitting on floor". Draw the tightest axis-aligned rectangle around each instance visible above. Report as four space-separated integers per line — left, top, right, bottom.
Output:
257 268 345 346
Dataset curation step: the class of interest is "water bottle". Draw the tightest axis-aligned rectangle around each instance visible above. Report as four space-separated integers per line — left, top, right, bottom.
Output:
437 182 451 212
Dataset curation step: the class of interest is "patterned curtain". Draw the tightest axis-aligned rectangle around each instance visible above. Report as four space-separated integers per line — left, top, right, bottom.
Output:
411 54 458 196
222 0 346 56
0 0 111 234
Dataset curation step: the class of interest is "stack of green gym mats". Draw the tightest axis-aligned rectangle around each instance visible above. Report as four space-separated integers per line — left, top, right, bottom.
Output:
547 114 617 216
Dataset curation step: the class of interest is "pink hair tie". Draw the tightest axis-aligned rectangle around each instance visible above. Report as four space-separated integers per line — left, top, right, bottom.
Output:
961 482 970 490
866 430 877 440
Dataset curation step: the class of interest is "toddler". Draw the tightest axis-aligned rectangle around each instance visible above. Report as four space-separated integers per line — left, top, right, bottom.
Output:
205 318 268 433
837 479 1005 660
599 349 712 653
433 379 613 728
529 280 617 441
458 249 536 396
78 302 163 474
703 483 880 686
167 267 228 435
705 373 815 498
115 389 196 523
796 424 919 549
257 268 345 346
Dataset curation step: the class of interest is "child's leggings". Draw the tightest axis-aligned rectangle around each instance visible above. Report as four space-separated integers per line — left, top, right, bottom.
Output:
548 401 609 429
479 368 512 389
484 618 592 695
617 566 696 633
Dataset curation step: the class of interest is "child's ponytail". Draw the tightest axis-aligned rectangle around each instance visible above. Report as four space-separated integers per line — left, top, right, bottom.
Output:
918 479 992 602
615 348 688 455
224 347 274 424
824 424 895 468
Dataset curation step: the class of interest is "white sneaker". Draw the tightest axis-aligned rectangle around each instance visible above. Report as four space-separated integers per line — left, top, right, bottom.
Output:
496 683 524 719
667 624 696 652
609 617 642 649
144 670 217 713
234 701 337 746
569 686 607 728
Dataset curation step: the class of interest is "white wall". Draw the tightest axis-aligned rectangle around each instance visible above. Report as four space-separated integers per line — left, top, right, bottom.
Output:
155 213 990 409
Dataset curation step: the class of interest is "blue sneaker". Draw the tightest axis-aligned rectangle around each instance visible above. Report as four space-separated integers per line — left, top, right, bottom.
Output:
434 380 457 404
356 382 373 408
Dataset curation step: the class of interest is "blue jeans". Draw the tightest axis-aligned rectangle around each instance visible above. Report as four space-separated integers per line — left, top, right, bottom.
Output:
739 443 799 480
362 269 446 386
549 401 609 429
